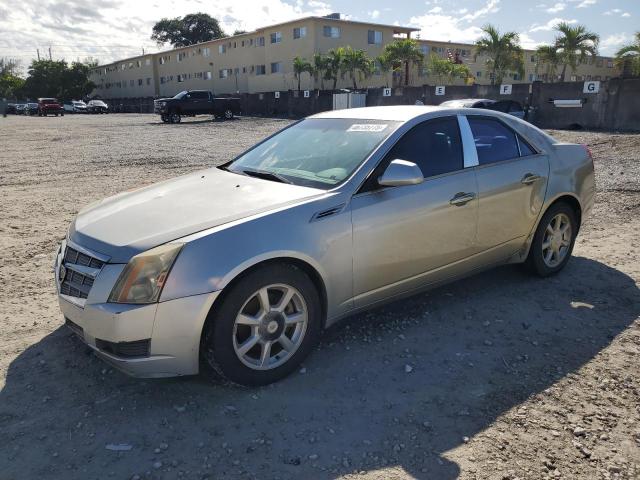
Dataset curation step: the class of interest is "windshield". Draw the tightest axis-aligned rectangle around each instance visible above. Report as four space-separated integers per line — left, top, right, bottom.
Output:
172 91 188 99
226 118 400 189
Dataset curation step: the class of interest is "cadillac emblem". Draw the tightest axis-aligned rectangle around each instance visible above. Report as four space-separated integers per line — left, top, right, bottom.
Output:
59 264 67 282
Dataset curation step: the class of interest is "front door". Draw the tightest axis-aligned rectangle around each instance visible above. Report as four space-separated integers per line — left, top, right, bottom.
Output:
466 115 549 258
351 116 479 308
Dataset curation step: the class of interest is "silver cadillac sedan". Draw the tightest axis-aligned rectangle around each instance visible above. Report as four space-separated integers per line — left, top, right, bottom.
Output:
55 106 595 385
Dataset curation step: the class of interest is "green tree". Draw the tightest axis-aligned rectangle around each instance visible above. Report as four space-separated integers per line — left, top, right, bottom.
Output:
340 46 372 89
375 53 395 87
427 55 472 84
325 48 344 90
292 56 313 91
151 13 225 47
21 60 95 100
0 58 24 99
233 29 248 35
312 53 330 89
553 22 599 81
615 32 640 77
382 39 424 86
535 45 561 82
474 25 524 85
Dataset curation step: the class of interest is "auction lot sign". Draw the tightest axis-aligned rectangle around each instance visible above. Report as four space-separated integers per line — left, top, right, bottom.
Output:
583 81 600 93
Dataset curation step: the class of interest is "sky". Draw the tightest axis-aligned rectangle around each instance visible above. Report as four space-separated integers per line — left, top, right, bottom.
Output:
0 0 637 70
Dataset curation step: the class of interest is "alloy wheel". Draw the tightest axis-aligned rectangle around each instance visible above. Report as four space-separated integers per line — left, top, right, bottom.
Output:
541 213 572 268
232 284 308 370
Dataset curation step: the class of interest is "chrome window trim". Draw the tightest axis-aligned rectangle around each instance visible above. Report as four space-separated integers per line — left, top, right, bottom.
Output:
457 115 479 168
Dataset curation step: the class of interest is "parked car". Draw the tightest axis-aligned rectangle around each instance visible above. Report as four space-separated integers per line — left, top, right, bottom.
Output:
54 106 594 386
440 98 526 119
87 99 109 114
154 90 241 123
15 103 27 115
64 100 88 113
24 103 39 115
6 103 17 114
38 98 64 116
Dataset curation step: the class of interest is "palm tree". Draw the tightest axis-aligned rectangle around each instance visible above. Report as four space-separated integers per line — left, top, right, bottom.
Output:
376 53 395 87
474 25 524 85
535 44 561 82
382 39 424 86
615 32 640 77
340 47 372 89
325 48 344 90
293 56 313 91
554 22 599 82
312 53 329 89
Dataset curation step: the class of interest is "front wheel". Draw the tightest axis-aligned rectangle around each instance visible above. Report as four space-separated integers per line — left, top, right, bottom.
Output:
223 109 234 120
202 263 322 386
525 202 578 277
169 112 181 124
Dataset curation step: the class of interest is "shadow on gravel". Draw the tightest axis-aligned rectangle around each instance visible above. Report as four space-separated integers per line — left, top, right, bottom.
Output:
1 257 638 479
146 117 242 126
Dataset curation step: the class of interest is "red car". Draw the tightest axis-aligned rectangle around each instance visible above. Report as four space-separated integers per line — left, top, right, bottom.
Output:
38 98 64 117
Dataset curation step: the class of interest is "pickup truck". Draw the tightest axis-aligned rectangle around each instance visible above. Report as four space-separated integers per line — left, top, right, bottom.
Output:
154 90 241 123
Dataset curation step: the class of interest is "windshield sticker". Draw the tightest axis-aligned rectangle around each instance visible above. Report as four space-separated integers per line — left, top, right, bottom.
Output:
347 124 388 133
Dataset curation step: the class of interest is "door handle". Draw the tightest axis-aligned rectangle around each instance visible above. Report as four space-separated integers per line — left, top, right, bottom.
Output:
521 173 542 185
449 192 476 206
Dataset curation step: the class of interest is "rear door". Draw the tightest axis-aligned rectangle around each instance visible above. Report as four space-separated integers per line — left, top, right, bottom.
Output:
466 115 549 259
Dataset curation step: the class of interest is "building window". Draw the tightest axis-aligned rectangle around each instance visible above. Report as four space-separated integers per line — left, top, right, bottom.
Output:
129 79 134 86
136 60 141 67
596 59 603 67
138 78 143 86
219 69 230 79
368 30 383 45
128 62 133 68
256 64 266 75
205 71 212 80
530 55 536 63
420 45 430 55
219 44 226 54
203 47 211 57
513 73 521 80
146 77 151 85
242 66 247 74
293 27 307 39
159 55 170 65
257 36 265 46
270 32 282 44
121 64 125 70
323 26 341 38
271 62 282 74
607 60 613 68
145 58 151 66
476 71 482 78
177 74 185 82
529 74 536 82
177 52 188 62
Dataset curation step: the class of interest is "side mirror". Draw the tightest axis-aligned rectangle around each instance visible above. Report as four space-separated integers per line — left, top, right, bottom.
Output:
378 159 424 187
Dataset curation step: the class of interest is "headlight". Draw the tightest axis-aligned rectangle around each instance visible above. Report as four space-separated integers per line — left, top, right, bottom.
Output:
108 243 183 304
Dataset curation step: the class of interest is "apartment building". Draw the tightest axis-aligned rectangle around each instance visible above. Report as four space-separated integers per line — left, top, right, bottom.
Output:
89 14 620 99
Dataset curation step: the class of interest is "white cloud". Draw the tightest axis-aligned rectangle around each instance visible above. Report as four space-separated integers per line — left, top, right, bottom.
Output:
519 33 542 50
546 2 566 13
574 0 596 8
622 12 631 17
600 33 631 53
529 17 577 32
368 9 380 20
409 0 500 43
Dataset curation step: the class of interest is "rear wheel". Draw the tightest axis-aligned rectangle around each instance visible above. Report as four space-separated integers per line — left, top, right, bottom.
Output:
526 202 578 277
201 263 322 386
223 109 234 120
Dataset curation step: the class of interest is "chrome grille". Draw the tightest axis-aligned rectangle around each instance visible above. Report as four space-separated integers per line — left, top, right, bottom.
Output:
59 246 105 300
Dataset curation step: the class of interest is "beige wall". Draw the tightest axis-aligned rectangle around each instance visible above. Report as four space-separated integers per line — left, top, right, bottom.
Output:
89 16 620 99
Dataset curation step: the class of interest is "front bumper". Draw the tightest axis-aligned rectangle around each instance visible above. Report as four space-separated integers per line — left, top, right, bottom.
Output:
55 240 220 377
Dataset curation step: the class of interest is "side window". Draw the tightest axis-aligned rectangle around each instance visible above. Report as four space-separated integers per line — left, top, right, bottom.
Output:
384 117 464 178
518 135 537 156
468 117 520 164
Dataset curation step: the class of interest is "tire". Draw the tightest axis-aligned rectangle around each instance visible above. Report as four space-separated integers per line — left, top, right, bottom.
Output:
169 111 181 124
525 202 578 277
223 109 234 120
202 263 322 386
161 114 169 123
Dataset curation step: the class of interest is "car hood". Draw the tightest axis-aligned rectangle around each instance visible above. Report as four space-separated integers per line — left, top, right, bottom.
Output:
70 167 325 263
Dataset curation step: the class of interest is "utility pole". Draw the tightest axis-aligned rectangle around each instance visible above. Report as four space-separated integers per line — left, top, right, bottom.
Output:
37 49 40 61
142 47 145 55
48 47 52 60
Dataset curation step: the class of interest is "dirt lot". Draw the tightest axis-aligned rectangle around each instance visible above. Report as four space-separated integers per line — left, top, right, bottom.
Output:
0 114 639 480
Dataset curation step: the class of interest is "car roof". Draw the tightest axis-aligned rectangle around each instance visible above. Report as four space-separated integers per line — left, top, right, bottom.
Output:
310 105 456 121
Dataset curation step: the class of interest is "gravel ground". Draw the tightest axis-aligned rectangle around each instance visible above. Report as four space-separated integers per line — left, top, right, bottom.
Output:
0 114 639 480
